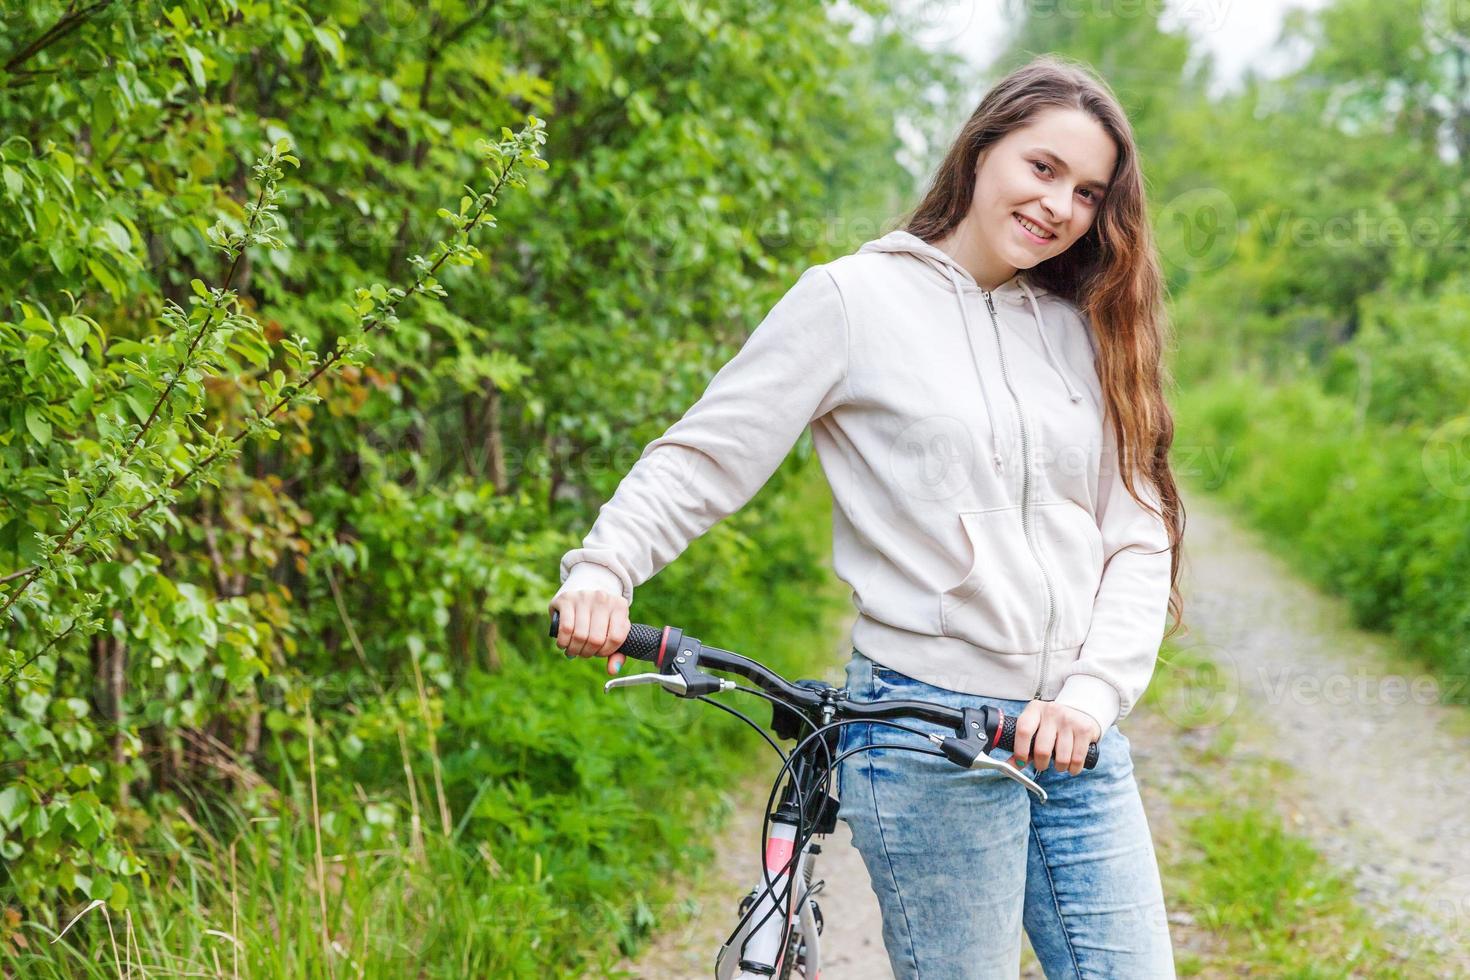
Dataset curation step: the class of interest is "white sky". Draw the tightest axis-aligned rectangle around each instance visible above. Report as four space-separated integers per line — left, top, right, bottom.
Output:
894 0 1335 97
863 0 1338 183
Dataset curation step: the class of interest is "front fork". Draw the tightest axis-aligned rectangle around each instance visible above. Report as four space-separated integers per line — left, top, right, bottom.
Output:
718 741 834 978
734 818 806 975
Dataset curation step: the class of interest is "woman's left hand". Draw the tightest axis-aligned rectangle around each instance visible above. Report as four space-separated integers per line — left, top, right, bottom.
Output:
1005 700 1102 776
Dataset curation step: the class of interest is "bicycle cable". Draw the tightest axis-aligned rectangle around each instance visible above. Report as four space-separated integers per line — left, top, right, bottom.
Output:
739 731 948 948
731 734 948 963
719 711 950 958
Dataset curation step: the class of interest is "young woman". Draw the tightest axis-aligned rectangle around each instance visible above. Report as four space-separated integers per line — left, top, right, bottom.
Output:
550 54 1185 978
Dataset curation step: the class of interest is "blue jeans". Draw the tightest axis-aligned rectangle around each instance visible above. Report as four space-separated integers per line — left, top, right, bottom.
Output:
834 650 1175 979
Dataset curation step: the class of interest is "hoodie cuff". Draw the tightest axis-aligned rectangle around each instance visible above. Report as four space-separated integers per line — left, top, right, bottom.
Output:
1053 673 1121 738
555 561 630 604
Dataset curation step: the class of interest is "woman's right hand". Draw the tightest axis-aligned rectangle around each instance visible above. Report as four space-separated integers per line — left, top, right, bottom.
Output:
548 590 632 676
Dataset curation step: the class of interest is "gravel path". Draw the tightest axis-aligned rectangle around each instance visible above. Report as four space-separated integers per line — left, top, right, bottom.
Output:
624 487 1470 976
1167 488 1470 970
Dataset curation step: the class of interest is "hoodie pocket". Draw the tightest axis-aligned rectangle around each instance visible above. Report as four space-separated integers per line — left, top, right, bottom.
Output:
938 501 1104 655
939 505 1047 654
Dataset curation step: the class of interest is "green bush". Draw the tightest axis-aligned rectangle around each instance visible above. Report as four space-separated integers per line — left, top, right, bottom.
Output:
0 0 951 965
1176 371 1470 689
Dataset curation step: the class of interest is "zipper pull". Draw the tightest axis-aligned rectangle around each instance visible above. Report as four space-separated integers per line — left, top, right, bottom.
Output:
983 290 996 315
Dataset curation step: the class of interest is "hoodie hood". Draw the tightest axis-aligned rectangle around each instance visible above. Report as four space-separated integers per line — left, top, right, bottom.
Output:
857 230 1084 473
858 229 1033 303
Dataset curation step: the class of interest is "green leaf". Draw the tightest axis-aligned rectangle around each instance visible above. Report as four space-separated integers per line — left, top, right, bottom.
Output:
60 315 89 349
2 165 22 199
91 89 116 138
25 406 52 445
182 44 207 88
124 390 151 424
100 219 132 254
0 786 28 829
312 25 343 64
87 257 122 299
58 347 91 386
48 238 77 274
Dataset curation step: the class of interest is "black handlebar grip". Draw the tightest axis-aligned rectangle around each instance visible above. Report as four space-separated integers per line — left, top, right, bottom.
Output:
995 713 1100 770
615 622 663 663
549 611 662 663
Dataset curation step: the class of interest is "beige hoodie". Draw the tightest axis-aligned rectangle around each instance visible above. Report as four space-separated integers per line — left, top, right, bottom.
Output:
552 229 1173 734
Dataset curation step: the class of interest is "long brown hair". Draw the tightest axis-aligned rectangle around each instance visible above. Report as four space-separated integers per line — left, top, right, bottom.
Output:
902 53 1187 642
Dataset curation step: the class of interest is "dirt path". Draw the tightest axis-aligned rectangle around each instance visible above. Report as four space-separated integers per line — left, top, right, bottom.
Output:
1166 488 1470 969
625 487 1470 976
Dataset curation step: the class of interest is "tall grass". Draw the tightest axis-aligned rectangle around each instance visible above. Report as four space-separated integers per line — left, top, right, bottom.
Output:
3 455 853 976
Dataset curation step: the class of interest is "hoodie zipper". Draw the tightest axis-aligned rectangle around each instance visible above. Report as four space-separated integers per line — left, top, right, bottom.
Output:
982 289 1056 698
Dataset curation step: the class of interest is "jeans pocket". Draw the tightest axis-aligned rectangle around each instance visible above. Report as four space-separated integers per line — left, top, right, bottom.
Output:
834 716 862 820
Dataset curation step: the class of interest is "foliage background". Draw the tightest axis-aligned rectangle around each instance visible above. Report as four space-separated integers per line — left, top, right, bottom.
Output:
3 0 1469 974
0 0 963 972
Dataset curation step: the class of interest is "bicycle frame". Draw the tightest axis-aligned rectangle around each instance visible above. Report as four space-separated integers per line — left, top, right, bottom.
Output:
716 710 837 979
716 817 822 979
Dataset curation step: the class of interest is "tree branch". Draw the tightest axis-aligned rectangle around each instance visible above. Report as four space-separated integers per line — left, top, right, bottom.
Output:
2 0 115 75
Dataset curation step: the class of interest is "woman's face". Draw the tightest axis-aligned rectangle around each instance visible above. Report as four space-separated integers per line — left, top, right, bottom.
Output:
971 106 1116 270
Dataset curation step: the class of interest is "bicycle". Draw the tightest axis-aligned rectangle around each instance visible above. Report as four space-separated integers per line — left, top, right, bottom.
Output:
549 612 1100 979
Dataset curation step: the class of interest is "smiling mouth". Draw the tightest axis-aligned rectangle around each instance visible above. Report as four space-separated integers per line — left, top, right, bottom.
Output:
1013 213 1055 242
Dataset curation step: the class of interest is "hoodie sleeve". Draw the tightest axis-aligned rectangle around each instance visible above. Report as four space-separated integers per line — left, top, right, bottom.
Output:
1052 412 1174 736
551 264 851 607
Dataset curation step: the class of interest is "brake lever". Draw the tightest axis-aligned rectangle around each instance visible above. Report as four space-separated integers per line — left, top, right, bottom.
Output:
927 732 1049 802
973 750 1048 801
603 670 736 697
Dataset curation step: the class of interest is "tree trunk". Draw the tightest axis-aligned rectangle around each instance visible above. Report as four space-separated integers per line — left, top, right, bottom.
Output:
482 380 508 492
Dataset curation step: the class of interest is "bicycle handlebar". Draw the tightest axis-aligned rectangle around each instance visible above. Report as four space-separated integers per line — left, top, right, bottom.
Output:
548 611 1099 771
